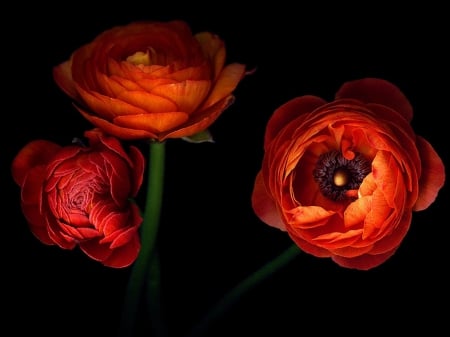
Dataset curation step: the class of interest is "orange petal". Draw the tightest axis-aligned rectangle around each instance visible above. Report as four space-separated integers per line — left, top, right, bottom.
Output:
289 205 335 227
166 65 210 81
161 95 234 140
369 211 411 255
114 111 189 133
413 136 446 211
344 195 372 228
251 171 286 230
371 150 402 208
76 106 157 140
335 78 413 122
76 84 148 119
359 173 377 197
53 59 78 100
199 63 246 110
150 80 211 113
136 77 178 91
97 73 143 97
117 90 179 113
195 32 226 80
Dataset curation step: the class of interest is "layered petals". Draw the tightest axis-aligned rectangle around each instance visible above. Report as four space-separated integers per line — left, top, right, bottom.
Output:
53 20 247 141
252 78 445 270
11 129 145 268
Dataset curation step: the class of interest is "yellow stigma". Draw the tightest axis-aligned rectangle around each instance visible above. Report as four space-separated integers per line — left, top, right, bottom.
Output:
333 168 348 187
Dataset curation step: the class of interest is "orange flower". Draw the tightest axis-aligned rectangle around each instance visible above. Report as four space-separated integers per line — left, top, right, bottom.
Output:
11 129 145 268
53 20 247 141
252 78 445 270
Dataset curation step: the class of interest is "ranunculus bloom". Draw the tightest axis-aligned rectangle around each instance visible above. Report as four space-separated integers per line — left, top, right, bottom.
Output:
252 78 445 270
11 129 145 268
53 20 247 141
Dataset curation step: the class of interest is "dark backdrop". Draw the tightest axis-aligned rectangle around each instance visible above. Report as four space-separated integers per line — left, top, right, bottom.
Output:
4 3 449 337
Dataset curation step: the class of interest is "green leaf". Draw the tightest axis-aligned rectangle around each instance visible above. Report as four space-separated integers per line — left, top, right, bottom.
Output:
182 130 215 144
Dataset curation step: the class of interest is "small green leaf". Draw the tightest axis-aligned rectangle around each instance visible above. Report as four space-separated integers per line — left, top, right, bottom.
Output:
182 130 215 144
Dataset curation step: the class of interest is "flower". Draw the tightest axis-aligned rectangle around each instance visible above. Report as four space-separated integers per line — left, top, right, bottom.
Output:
11 128 145 268
251 78 446 270
52 20 247 141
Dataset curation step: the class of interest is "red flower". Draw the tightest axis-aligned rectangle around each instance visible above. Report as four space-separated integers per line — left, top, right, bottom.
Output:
53 20 247 141
11 129 145 268
252 78 445 270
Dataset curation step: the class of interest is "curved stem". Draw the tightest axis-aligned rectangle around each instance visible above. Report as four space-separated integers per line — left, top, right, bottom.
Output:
118 140 166 337
185 244 302 337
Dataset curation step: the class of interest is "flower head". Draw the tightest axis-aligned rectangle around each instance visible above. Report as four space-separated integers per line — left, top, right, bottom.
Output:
252 78 445 270
11 129 145 268
53 20 247 141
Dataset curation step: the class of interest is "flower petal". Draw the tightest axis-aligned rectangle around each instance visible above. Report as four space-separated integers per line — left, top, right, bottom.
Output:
52 59 78 100
114 111 189 133
198 63 246 110
264 96 327 149
76 106 157 140
161 95 235 140
195 32 226 80
335 78 413 122
413 136 446 211
117 90 179 113
12 140 61 186
150 80 211 113
251 171 286 230
331 249 396 270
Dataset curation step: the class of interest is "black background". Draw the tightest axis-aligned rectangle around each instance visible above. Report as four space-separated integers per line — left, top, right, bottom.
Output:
4 2 449 337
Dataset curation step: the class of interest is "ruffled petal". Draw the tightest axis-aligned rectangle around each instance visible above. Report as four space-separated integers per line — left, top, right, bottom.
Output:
335 78 413 122
161 95 235 140
331 249 396 270
52 59 78 100
12 140 61 186
413 136 446 211
264 96 327 149
198 63 246 110
114 111 189 134
251 171 286 230
76 106 157 140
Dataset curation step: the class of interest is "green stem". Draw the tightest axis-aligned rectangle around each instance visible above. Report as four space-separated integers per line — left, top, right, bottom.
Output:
118 140 166 337
185 244 302 337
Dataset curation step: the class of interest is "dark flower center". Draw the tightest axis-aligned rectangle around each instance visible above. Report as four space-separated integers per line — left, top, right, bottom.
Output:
313 150 371 201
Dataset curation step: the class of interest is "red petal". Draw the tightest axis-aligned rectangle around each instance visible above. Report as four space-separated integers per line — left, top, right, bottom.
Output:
103 235 141 268
331 249 396 270
264 96 326 149
127 146 145 197
335 78 413 122
12 140 61 186
80 234 140 268
413 136 446 211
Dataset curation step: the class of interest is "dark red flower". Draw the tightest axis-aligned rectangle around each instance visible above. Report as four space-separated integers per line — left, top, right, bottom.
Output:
252 78 445 270
12 129 145 268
